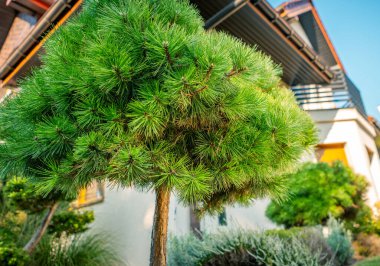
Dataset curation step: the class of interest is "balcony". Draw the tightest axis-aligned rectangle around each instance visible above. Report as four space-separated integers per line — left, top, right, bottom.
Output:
291 66 367 117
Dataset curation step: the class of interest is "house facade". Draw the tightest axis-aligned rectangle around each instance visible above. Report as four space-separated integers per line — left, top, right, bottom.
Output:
0 0 379 265
276 0 380 208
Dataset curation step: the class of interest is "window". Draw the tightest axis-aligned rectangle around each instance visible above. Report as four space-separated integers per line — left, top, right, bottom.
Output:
316 143 348 166
73 181 104 208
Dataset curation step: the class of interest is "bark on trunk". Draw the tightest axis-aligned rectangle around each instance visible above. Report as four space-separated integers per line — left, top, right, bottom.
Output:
150 187 170 266
23 202 59 254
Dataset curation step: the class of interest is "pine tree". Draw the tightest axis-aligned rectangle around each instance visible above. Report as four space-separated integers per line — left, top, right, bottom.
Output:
0 0 317 264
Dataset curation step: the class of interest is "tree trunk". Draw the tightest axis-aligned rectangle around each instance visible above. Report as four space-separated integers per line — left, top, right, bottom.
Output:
23 202 59 254
150 187 170 266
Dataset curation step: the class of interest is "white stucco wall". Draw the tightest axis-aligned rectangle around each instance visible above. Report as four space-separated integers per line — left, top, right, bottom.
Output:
224 199 278 230
309 108 380 207
200 199 278 234
89 187 191 266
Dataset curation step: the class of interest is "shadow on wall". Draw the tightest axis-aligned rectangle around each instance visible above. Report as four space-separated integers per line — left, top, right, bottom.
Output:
89 187 155 266
226 199 279 230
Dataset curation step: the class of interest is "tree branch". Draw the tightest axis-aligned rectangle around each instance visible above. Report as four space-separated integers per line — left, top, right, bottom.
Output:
184 85 208 97
163 41 173 66
203 64 215 83
225 67 248 78
23 202 59 254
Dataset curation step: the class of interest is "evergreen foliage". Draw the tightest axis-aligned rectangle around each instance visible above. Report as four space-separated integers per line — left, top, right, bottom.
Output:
0 0 315 213
0 0 317 263
0 242 29 266
266 161 376 234
0 177 94 260
48 209 94 237
4 177 67 213
168 228 334 266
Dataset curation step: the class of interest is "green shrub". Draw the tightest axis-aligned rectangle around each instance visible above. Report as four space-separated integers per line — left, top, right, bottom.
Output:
48 210 94 236
30 233 124 266
168 228 333 266
4 177 69 214
1 177 85 254
327 217 354 265
0 242 29 266
266 161 375 235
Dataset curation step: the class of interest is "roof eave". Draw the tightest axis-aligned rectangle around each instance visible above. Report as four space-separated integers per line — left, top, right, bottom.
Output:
0 0 83 88
192 0 334 85
277 0 345 73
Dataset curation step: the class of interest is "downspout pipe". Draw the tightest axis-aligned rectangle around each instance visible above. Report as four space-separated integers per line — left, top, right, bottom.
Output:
204 0 249 30
0 0 74 82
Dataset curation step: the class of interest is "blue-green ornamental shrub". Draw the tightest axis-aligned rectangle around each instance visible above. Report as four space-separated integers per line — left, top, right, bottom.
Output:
169 220 354 266
266 227 337 265
168 229 333 266
327 217 354 266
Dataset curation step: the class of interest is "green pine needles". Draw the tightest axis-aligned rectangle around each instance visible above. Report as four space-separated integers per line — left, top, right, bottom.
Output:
0 0 317 264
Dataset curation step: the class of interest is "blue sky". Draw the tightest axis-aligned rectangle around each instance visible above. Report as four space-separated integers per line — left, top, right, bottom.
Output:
268 0 380 119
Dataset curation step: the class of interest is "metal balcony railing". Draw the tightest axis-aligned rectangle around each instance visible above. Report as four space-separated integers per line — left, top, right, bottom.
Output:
291 66 367 116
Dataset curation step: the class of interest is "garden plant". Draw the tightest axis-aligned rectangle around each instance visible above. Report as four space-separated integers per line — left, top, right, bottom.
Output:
0 177 108 265
266 161 378 235
168 217 353 266
0 0 317 264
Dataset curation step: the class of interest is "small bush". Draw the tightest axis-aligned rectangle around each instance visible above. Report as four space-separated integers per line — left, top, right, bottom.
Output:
168 233 202 266
327 217 354 265
168 228 333 266
0 242 29 266
266 227 337 265
30 233 124 266
265 226 304 238
266 161 374 234
48 210 94 236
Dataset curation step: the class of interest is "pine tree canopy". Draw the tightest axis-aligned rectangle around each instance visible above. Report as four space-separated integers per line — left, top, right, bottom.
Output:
0 0 317 213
